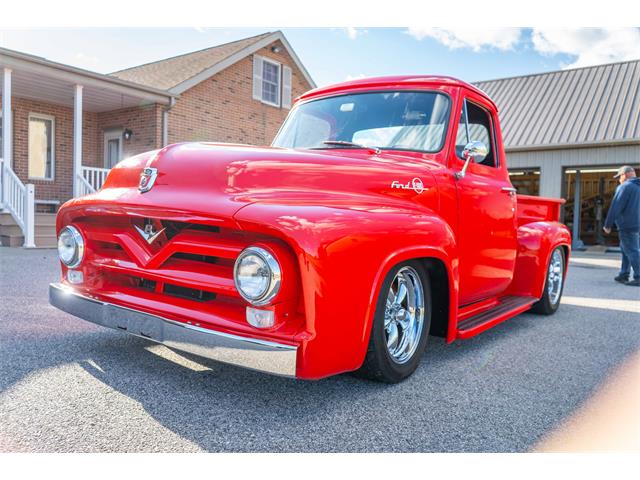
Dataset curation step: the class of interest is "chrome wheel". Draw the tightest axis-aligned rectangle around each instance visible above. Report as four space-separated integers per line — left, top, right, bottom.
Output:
547 249 564 306
384 266 425 364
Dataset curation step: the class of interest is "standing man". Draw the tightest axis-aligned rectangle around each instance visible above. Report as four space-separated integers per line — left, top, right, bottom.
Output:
603 165 640 286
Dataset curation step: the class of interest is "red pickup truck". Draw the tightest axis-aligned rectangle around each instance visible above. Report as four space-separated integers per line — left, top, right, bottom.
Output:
50 76 571 382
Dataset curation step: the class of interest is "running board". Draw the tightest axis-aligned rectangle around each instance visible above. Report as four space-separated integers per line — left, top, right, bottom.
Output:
456 295 537 339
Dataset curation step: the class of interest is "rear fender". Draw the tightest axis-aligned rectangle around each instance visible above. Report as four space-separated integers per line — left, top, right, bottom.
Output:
507 221 571 298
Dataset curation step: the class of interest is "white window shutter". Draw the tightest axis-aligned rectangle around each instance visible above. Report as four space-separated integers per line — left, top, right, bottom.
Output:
282 66 292 109
253 55 263 100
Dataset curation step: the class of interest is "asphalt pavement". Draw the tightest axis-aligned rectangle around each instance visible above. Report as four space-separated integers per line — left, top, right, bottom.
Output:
0 247 638 452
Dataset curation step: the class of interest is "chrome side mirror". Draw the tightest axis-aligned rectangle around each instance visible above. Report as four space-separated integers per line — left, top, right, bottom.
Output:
455 141 489 180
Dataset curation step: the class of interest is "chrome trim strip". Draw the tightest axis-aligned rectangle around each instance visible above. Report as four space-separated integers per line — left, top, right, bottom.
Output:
49 283 297 377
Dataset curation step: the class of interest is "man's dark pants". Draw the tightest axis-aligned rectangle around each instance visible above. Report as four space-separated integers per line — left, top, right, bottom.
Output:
618 230 640 280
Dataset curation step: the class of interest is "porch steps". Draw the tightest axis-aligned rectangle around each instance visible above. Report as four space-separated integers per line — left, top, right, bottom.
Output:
0 212 21 246
36 212 57 226
0 212 57 248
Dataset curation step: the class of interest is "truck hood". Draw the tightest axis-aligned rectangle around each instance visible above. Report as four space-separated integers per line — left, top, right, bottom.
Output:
86 142 440 221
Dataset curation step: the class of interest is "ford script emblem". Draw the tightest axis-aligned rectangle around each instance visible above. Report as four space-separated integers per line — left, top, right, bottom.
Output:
138 167 158 193
391 178 425 195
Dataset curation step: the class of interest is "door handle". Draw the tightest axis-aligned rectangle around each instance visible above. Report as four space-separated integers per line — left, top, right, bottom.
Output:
501 187 517 197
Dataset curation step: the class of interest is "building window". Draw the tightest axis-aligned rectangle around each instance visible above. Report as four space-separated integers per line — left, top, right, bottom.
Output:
28 114 55 180
509 168 540 195
262 59 281 106
252 54 292 108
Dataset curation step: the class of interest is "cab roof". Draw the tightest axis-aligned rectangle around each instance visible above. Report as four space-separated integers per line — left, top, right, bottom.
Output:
296 75 498 111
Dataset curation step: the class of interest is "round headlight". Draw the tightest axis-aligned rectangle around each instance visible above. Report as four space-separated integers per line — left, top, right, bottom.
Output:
234 246 281 305
57 226 85 268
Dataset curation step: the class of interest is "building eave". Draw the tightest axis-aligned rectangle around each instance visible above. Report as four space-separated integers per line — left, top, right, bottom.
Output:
505 138 640 153
0 47 177 105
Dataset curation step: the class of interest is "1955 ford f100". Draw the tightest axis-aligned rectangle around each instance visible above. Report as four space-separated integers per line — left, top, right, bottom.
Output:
50 76 571 382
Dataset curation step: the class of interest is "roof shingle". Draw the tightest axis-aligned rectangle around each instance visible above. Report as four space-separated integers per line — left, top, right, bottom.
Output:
110 32 274 91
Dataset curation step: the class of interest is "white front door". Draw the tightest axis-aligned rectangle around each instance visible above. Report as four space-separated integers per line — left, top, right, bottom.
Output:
104 130 123 169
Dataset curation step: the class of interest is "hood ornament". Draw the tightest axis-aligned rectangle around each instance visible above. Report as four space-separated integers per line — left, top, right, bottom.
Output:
139 167 158 193
134 222 165 245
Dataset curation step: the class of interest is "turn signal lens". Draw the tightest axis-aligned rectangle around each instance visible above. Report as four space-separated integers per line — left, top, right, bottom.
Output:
246 307 275 329
67 269 84 284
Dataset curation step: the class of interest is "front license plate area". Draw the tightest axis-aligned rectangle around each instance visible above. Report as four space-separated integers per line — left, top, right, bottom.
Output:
104 304 164 341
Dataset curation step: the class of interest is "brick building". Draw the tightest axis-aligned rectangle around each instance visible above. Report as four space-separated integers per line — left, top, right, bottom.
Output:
0 31 315 246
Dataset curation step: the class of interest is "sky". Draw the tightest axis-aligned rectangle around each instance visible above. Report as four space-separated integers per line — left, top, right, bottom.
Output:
1 27 639 87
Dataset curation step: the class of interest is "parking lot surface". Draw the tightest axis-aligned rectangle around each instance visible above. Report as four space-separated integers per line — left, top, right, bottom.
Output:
0 247 638 452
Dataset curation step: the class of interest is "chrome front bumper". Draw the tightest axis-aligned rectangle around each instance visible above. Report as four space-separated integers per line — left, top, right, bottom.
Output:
49 283 297 377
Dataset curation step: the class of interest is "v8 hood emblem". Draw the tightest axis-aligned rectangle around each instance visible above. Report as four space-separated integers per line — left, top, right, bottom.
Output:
134 223 165 245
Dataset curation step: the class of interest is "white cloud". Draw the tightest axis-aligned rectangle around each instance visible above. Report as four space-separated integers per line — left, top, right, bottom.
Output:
406 27 522 51
346 73 366 81
345 27 366 40
531 28 640 68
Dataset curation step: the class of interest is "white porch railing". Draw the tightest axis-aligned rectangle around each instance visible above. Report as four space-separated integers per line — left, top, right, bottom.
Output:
76 174 95 197
1 158 35 247
81 166 110 194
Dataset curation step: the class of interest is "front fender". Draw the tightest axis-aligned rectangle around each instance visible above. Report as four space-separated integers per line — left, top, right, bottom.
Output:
233 202 457 379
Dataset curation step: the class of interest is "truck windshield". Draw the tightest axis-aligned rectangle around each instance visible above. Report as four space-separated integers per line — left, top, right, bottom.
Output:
272 91 450 153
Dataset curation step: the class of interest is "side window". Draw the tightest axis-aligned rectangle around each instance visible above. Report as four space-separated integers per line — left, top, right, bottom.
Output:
455 100 497 168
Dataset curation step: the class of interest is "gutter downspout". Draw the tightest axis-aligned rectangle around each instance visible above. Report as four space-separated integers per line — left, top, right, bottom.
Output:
161 97 176 147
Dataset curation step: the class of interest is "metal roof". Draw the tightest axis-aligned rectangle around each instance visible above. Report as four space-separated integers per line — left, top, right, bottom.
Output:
474 59 640 151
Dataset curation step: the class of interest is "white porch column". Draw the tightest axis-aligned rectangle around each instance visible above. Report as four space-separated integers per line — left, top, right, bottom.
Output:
2 68 12 207
23 184 35 248
72 84 83 197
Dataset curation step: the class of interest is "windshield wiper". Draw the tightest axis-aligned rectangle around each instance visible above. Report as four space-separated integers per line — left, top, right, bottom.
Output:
321 140 381 154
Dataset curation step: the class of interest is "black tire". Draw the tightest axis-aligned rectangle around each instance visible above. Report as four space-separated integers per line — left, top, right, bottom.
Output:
355 260 432 383
531 247 565 315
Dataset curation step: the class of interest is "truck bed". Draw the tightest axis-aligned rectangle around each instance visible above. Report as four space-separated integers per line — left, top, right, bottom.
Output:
516 194 566 226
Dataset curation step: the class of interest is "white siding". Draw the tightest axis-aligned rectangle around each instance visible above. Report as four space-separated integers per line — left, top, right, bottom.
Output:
506 144 640 197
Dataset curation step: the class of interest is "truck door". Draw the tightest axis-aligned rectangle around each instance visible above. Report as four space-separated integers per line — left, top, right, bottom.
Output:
453 98 518 305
